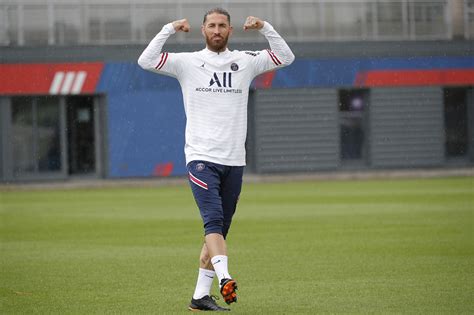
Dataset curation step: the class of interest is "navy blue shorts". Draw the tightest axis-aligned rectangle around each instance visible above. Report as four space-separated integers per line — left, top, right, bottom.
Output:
187 160 244 238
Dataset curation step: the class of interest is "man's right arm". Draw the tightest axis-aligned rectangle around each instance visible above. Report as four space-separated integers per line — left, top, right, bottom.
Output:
137 19 190 78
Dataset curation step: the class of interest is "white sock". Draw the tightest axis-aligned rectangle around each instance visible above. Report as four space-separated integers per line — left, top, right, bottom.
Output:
192 268 215 299
211 255 231 286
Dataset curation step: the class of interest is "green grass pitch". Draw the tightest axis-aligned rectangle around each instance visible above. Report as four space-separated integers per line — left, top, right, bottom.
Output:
1 176 473 314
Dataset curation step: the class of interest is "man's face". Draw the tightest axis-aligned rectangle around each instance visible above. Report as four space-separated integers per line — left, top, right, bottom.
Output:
202 13 233 52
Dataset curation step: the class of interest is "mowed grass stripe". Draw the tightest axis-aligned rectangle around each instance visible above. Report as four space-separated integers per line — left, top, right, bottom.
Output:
1 177 472 314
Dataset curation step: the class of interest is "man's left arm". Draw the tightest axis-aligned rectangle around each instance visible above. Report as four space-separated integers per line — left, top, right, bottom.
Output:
244 16 295 75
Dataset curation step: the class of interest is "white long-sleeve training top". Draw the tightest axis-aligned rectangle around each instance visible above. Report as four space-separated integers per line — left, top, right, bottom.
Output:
138 22 295 166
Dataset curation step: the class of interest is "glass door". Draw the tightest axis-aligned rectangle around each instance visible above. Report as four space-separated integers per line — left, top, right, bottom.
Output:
11 96 64 179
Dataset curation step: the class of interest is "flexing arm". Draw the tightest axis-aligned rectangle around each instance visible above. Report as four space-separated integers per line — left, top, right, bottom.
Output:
137 19 190 73
244 16 295 66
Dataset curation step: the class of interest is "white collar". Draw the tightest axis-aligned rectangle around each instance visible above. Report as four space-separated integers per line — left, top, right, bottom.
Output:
203 47 230 56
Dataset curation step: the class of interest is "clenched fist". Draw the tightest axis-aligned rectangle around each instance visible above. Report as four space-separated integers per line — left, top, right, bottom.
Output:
172 19 190 32
243 16 264 30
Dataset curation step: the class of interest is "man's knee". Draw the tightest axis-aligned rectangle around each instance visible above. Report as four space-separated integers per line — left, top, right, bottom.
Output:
204 219 224 236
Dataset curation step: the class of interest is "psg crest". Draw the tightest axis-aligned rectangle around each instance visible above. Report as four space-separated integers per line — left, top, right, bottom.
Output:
230 63 239 71
196 163 205 172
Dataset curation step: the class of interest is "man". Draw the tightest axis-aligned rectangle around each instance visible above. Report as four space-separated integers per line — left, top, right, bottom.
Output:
138 8 294 311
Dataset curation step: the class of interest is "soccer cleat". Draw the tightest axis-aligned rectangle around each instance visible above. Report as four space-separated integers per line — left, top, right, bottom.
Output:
188 295 230 312
219 278 238 305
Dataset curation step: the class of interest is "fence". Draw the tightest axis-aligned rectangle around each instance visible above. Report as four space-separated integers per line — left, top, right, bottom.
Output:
0 0 472 46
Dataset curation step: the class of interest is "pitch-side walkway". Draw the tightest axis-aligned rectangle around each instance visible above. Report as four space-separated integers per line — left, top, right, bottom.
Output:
0 167 472 191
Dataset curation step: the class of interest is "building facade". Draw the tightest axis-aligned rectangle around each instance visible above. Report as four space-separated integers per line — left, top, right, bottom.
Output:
0 0 473 181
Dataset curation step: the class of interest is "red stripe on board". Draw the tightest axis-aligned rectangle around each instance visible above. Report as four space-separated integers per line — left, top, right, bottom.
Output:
189 172 208 190
254 71 276 89
153 162 174 177
266 49 280 66
0 63 103 95
354 71 368 87
359 69 474 87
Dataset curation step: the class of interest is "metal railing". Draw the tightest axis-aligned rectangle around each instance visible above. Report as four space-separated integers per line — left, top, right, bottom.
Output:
466 0 474 38
0 0 470 46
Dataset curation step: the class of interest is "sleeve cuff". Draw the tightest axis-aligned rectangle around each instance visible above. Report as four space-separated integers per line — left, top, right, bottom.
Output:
163 23 176 34
259 21 274 34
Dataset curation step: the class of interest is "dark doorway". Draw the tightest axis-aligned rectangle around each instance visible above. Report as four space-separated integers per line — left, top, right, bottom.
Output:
66 96 95 174
444 88 468 158
339 89 369 164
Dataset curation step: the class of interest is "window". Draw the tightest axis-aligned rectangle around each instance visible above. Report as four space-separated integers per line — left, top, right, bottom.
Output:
54 5 81 45
466 0 474 39
23 5 49 45
4 95 103 181
133 4 176 42
374 1 406 38
410 1 447 38
12 97 35 173
88 4 131 43
11 96 61 175
224 2 269 42
323 2 368 39
5 5 19 45
37 98 61 171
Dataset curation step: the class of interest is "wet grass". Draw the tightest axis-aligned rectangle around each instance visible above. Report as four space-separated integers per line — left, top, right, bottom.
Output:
1 176 472 314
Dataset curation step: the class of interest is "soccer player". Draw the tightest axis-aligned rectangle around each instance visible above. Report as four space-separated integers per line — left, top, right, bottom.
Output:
138 7 294 311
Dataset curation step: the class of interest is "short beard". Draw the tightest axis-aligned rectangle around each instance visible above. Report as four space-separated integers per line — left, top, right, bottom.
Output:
205 34 229 52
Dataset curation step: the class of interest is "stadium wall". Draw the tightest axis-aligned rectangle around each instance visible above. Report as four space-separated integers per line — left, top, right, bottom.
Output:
470 89 474 162
250 88 339 173
369 87 444 168
0 42 473 180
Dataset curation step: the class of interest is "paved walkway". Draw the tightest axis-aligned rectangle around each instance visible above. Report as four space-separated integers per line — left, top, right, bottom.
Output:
1 167 472 191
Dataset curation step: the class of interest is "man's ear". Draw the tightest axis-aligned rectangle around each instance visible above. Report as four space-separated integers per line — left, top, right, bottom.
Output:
201 25 205 37
229 25 233 36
